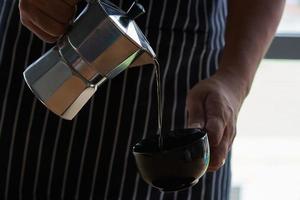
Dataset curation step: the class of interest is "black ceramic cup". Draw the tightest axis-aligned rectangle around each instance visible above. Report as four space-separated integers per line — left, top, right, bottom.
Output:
132 128 209 192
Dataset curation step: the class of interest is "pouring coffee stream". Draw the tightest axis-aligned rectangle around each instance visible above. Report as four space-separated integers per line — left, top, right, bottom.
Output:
153 59 164 149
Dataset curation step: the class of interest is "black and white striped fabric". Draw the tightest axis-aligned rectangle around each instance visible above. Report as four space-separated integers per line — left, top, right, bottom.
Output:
0 0 232 199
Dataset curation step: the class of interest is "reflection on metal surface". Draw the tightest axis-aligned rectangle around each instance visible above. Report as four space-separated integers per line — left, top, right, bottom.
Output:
104 49 144 81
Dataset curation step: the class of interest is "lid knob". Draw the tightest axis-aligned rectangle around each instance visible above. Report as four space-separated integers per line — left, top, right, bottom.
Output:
127 1 145 20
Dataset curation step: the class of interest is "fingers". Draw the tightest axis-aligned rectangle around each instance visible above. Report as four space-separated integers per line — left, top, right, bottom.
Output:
208 144 228 171
208 116 236 171
21 5 66 37
205 117 225 147
225 120 236 151
207 127 230 171
33 0 75 24
204 94 234 171
186 90 206 128
21 18 57 43
205 96 230 147
19 0 77 42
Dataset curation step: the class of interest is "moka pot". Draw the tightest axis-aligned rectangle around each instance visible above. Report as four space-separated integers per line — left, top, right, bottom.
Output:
23 0 155 120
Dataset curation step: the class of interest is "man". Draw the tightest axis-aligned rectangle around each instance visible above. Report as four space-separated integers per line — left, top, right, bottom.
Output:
0 0 285 199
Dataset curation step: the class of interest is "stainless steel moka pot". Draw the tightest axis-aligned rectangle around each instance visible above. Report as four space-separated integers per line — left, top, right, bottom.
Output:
23 0 156 120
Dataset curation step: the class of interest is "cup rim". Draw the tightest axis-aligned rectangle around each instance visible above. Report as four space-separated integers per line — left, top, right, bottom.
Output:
132 128 208 154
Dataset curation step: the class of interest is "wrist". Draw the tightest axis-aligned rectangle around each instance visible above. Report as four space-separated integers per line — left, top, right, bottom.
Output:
213 67 251 102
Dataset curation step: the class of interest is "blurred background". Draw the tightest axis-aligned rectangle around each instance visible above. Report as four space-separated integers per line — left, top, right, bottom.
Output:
230 0 300 199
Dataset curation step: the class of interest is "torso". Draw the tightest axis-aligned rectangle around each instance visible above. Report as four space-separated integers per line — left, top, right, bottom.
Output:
0 0 231 199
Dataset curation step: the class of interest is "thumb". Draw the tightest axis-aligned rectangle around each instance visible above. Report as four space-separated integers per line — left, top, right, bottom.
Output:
186 94 206 128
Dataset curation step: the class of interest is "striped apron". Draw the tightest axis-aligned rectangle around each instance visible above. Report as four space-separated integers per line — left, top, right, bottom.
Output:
0 0 231 199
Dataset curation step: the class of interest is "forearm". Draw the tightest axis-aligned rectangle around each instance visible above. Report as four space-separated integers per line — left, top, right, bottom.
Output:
217 0 285 98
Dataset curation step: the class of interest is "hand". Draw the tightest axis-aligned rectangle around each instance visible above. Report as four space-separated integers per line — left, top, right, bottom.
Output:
186 72 246 171
19 0 78 43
